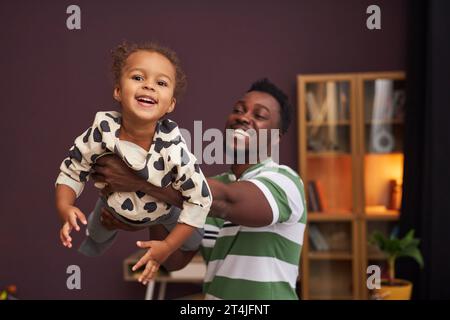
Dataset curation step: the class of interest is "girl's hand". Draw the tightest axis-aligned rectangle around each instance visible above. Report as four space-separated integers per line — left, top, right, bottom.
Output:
58 205 87 248
132 240 173 284
138 258 160 285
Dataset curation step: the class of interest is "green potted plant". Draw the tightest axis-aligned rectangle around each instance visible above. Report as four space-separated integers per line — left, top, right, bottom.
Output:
369 229 424 300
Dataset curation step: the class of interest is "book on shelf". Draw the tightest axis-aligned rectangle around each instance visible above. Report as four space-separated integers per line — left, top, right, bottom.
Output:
314 180 328 212
392 89 406 121
308 225 330 251
307 181 321 212
307 180 326 212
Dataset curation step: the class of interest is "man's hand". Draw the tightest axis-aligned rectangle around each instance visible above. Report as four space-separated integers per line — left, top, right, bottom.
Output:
58 205 87 248
92 153 184 208
91 154 146 194
99 208 145 232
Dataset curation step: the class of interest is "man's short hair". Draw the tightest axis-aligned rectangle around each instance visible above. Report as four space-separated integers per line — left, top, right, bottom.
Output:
248 78 292 134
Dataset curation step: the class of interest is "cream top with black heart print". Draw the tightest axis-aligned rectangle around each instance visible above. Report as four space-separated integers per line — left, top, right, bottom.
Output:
56 111 212 228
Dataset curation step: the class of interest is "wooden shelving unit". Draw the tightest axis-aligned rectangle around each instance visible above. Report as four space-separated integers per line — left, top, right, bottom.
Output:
309 252 353 261
297 71 406 300
308 213 354 221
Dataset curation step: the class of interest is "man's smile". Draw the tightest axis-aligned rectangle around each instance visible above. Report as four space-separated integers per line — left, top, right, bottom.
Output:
233 128 251 139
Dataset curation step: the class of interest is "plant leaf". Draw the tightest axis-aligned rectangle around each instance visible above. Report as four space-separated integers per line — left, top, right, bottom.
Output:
398 247 424 269
369 229 424 269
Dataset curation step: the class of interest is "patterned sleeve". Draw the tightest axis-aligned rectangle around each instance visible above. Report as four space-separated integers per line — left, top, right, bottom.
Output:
55 112 111 197
168 143 212 228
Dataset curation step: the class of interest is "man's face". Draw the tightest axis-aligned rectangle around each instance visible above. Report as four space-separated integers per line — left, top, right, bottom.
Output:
225 90 282 158
113 50 176 123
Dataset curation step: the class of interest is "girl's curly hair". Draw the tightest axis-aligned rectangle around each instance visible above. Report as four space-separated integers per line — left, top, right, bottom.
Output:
111 41 187 101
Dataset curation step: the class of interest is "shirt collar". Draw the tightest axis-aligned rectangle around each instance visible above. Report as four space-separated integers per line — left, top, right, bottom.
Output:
227 157 273 181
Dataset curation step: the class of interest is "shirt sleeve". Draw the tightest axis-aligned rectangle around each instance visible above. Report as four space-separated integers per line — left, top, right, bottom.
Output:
55 112 109 198
168 144 212 228
247 170 305 226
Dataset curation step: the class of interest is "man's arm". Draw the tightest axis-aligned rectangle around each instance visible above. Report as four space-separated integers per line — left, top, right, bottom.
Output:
92 155 183 208
206 179 273 227
93 155 273 227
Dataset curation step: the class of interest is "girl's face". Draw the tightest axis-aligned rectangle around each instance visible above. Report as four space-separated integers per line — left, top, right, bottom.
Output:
113 50 176 124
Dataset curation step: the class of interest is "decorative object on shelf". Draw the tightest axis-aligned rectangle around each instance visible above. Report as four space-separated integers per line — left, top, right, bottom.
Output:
308 225 330 251
388 179 402 211
368 229 424 300
370 127 395 153
369 80 395 153
372 80 394 121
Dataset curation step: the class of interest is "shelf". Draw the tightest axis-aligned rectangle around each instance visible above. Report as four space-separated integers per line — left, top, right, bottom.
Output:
365 120 403 125
307 152 351 157
364 211 399 221
309 252 353 260
309 212 354 221
364 152 404 156
307 120 350 126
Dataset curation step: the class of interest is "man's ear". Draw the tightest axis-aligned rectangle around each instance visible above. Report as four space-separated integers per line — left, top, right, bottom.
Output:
113 86 121 102
166 97 176 114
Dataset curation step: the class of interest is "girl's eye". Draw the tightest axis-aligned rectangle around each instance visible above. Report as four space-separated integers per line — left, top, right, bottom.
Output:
233 107 243 113
157 81 168 87
132 75 144 81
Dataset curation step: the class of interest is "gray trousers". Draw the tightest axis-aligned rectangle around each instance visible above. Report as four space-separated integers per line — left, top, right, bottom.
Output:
78 198 204 257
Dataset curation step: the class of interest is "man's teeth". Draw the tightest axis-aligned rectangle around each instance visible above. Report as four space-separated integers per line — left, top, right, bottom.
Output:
234 129 250 137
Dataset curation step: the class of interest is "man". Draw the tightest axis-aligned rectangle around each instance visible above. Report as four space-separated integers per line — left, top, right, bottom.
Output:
93 78 307 299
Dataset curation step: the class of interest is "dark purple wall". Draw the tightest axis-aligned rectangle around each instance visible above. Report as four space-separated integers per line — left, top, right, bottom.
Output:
0 0 406 299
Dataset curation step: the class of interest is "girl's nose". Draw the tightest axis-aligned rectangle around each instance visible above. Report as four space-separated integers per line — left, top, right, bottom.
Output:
142 83 155 91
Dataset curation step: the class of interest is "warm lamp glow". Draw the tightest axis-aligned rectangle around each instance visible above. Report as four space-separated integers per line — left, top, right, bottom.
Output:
365 153 404 208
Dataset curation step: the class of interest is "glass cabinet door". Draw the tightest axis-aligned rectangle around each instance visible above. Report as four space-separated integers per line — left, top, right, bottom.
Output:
299 76 358 300
304 80 355 215
298 72 406 300
359 74 406 299
362 77 406 218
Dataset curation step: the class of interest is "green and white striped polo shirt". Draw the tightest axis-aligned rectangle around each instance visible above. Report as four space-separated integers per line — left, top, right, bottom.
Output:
200 158 307 300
